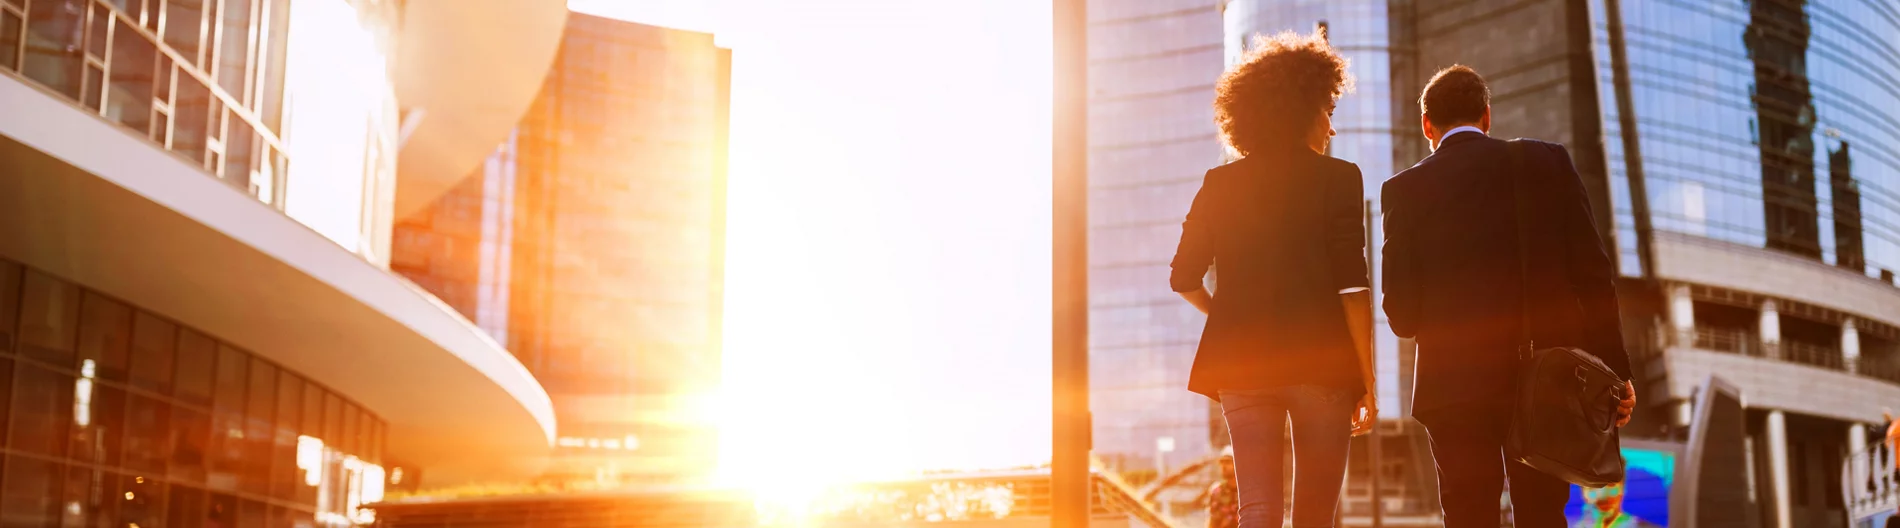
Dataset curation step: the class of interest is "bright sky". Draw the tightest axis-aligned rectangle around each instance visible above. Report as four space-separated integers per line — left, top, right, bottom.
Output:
568 0 1054 486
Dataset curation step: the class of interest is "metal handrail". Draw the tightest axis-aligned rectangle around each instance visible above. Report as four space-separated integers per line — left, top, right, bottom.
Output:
1677 326 1868 375
1846 443 1900 522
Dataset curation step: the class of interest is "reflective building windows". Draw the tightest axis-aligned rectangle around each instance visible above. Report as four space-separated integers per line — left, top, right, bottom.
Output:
390 14 730 485
0 257 387 527
1085 0 1226 479
3 0 300 209
1591 0 1900 278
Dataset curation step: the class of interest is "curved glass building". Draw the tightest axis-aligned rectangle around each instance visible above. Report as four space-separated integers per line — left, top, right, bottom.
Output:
0 0 568 525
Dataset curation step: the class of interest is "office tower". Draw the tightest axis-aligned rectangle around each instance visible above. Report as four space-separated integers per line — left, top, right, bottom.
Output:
1084 0 1227 482
393 13 731 486
1398 0 1900 525
0 0 571 524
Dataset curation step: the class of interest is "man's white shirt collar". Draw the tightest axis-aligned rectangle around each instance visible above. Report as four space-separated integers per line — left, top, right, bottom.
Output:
1435 126 1486 150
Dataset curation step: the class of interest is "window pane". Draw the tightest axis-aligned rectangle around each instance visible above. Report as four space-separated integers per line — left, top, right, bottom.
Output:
162 0 205 65
208 345 246 490
71 383 126 466
340 403 357 457
11 362 73 457
170 406 210 483
172 77 211 162
77 292 131 382
0 259 18 352
167 485 205 528
85 5 106 59
240 498 266 528
323 392 340 445
0 455 61 525
19 270 80 367
106 18 154 134
116 474 166 528
224 119 253 192
255 0 288 133
82 62 103 109
206 492 236 528
22 0 86 98
124 393 171 474
244 358 275 491
0 360 12 448
1 10 23 72
270 372 299 500
152 107 171 145
61 464 110 526
129 311 176 394
215 0 251 98
156 55 172 101
296 384 321 507
300 383 321 437
174 329 215 406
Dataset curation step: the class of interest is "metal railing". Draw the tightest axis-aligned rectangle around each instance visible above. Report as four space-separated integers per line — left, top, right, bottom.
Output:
1689 326 1760 356
1 0 289 208
1684 326 1846 370
1859 359 1900 385
1847 443 1900 523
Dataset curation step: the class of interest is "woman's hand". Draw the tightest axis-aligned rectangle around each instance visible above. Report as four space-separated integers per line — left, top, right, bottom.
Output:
1351 394 1377 436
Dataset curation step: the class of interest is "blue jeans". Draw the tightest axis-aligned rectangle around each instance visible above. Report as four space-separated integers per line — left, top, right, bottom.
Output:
1219 385 1356 528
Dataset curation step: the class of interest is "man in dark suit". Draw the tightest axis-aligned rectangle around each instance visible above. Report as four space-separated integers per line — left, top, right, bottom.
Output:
1379 65 1638 528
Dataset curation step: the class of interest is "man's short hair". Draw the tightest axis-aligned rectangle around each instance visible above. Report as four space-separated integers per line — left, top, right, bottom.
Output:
1420 65 1489 129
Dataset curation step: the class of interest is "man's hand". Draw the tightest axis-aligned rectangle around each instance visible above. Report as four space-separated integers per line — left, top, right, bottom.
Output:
1614 383 1637 428
1351 394 1377 436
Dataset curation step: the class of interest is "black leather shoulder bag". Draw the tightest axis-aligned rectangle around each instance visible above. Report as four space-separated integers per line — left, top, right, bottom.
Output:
1500 140 1629 488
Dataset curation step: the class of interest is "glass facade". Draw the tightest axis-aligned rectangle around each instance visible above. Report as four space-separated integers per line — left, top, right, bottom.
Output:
1 0 293 206
0 257 387 527
1588 0 1900 279
390 13 730 485
0 0 403 263
1221 0 1405 417
1084 0 1225 478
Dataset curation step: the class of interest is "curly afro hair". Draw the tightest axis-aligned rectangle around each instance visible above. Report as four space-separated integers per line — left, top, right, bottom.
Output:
1214 30 1353 157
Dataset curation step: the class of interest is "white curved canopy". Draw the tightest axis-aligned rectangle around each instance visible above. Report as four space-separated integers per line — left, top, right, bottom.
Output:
392 0 569 219
0 74 556 487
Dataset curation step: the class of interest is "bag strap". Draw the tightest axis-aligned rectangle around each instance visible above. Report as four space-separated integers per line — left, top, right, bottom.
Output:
1507 140 1536 358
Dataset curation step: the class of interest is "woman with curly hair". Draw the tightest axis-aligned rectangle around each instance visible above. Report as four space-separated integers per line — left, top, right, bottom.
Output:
1168 30 1376 528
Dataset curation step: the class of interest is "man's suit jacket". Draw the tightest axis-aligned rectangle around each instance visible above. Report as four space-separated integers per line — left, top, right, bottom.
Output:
1380 132 1631 413
1170 145 1370 400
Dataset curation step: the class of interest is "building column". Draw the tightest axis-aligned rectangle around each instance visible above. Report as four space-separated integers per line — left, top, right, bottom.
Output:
1668 283 1695 346
1766 410 1793 528
1760 300 1782 359
1851 422 1869 504
1843 317 1861 374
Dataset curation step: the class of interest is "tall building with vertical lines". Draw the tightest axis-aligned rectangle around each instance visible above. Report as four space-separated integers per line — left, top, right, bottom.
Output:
1084 0 1226 483
392 13 730 486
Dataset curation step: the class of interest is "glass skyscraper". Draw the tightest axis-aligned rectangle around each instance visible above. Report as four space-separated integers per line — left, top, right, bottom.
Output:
392 13 731 486
1084 0 1226 481
1094 0 1899 524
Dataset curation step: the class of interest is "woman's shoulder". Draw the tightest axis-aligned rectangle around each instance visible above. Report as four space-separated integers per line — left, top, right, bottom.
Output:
1225 149 1360 172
